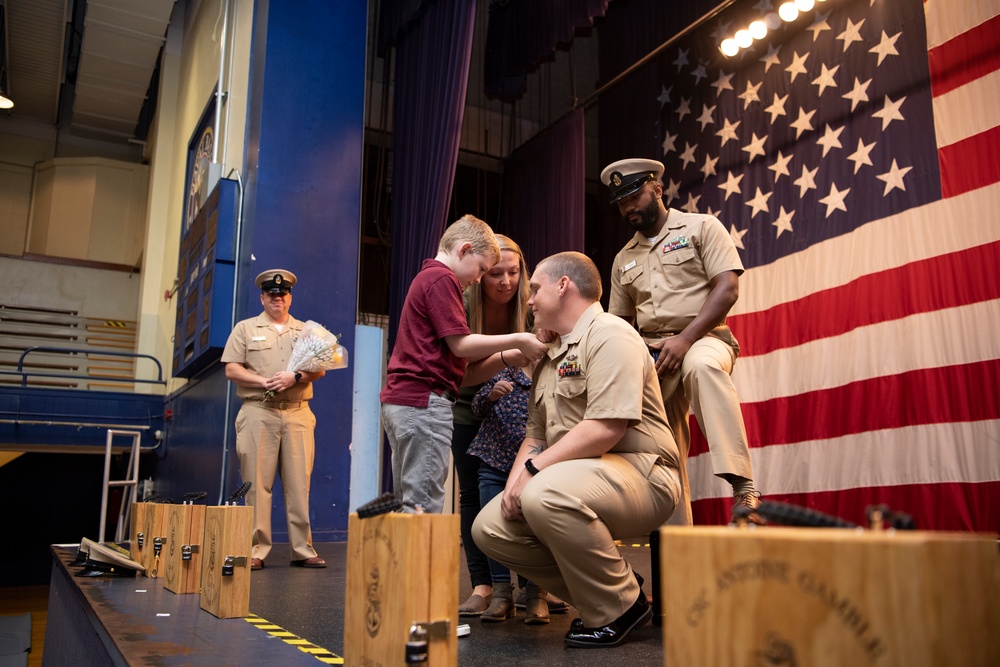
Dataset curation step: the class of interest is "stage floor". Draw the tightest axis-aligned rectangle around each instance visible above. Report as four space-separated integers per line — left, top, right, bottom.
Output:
49 540 664 666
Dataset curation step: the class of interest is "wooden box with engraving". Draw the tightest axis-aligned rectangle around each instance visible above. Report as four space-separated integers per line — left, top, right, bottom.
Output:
198 505 253 619
129 502 170 578
659 526 1000 666
343 512 459 666
163 503 207 594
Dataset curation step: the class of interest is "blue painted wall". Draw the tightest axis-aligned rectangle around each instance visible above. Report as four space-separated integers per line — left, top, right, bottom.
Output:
233 0 366 540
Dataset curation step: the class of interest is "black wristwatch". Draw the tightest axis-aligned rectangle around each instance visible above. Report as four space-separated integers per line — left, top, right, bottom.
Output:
524 459 540 476
294 371 303 383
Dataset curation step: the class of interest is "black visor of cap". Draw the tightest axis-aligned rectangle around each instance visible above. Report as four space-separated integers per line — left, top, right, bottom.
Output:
609 172 656 204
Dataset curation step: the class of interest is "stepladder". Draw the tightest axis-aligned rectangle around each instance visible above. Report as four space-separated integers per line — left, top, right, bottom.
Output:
100 429 142 543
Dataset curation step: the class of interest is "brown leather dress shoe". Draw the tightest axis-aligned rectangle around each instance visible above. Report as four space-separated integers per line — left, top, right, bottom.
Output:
250 558 264 570
290 556 327 568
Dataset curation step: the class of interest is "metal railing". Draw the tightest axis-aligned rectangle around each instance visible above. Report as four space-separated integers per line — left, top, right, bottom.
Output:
2 346 166 388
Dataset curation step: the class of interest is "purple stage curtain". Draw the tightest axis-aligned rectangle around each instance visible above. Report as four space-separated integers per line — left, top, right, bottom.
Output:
376 0 429 55
385 0 478 350
498 107 585 271
484 0 610 102
592 1 705 294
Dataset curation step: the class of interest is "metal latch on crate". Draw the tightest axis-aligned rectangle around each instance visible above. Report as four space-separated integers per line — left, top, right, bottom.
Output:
222 555 247 576
405 620 450 664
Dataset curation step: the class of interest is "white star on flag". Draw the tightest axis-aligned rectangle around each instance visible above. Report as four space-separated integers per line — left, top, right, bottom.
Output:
729 224 748 249
808 11 833 41
718 171 743 201
786 52 809 82
875 159 913 195
772 206 795 238
682 192 702 213
769 151 793 181
657 85 672 108
817 123 845 156
677 97 692 121
869 30 901 65
711 71 735 95
701 154 720 179
673 48 689 72
765 93 789 123
812 63 841 96
739 80 763 109
818 182 851 217
837 17 867 52
842 77 872 111
716 118 741 146
872 95 905 130
662 131 678 156
742 133 768 162
679 142 698 169
790 107 817 138
697 104 716 130
847 138 877 174
794 164 819 197
761 44 782 73
745 187 773 218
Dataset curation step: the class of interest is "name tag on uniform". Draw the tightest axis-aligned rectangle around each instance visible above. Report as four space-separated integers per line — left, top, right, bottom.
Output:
620 260 637 273
252 336 267 341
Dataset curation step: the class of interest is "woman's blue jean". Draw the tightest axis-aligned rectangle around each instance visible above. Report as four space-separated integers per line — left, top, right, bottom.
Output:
479 462 526 587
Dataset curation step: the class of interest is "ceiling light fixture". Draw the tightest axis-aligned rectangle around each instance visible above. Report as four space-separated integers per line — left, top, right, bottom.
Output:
720 0 826 57
0 89 12 110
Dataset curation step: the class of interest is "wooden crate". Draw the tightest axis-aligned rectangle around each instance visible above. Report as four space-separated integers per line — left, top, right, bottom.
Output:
163 503 207 594
344 512 459 666
660 526 1000 667
129 502 170 578
199 505 253 619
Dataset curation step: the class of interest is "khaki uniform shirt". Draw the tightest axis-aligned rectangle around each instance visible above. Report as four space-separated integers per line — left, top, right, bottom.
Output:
221 313 314 402
526 303 679 476
609 208 743 337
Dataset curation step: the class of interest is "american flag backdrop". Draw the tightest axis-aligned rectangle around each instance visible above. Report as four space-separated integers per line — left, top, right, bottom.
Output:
652 0 1000 531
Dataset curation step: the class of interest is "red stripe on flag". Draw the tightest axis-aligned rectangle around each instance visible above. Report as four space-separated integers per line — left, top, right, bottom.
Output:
691 480 1000 533
729 240 1000 358
745 359 1000 446
688 359 1000 455
938 125 1000 198
927 12 1000 97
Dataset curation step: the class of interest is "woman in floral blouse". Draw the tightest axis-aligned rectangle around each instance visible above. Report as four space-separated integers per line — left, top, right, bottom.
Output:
469 361 566 624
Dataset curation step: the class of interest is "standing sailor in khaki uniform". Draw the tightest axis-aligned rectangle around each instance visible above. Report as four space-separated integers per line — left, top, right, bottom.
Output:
473 252 681 648
602 158 763 525
222 269 327 570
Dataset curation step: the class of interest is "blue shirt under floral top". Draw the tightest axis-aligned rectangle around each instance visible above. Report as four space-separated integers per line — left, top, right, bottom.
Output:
467 365 532 473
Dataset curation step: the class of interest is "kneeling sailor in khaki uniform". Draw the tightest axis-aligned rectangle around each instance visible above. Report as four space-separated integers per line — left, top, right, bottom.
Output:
473 252 681 648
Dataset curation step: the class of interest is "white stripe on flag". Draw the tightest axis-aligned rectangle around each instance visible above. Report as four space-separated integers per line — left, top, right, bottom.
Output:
923 0 999 49
732 182 1000 315
688 419 1000 500
733 298 1000 403
933 69 1000 147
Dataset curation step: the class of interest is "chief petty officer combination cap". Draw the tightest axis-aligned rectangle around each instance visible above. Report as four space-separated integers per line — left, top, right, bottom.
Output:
255 269 297 294
600 158 665 204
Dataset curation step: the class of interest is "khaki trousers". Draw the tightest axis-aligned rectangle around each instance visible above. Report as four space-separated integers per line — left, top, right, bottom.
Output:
235 402 318 561
473 455 679 627
657 335 753 525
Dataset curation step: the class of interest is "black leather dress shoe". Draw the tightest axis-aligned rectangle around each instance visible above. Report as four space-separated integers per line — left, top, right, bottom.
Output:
564 589 651 648
290 556 327 568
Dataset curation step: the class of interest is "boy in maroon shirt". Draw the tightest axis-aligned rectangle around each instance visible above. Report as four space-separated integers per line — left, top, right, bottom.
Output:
380 214 547 513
